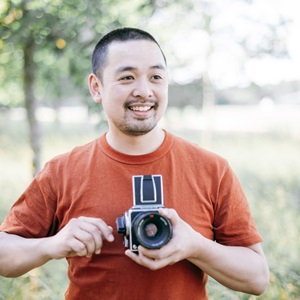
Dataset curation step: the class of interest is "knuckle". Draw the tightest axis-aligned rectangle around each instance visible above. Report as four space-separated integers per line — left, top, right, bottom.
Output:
69 218 80 226
78 244 86 252
85 234 94 244
72 242 86 254
78 251 87 257
149 264 158 271
90 226 101 236
155 253 163 260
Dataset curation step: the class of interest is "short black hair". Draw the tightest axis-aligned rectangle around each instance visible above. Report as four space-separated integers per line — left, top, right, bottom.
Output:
91 27 167 80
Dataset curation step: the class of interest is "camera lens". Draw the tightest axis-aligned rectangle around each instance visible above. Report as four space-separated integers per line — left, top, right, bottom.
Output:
145 223 158 238
132 212 172 249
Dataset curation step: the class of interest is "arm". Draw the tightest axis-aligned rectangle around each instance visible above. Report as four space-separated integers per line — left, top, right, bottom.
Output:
0 232 51 277
0 217 114 278
187 238 269 295
125 208 269 295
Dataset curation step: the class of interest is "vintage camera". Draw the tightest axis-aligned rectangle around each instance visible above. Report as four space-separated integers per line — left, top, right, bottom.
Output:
116 175 172 252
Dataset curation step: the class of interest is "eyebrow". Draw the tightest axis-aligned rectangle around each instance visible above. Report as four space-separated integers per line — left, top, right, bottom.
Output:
115 64 166 74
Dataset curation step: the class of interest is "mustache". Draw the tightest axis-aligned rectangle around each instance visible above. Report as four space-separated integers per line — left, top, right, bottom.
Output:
124 99 158 109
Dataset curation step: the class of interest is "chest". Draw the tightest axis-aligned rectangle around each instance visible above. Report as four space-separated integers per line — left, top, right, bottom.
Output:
55 161 215 240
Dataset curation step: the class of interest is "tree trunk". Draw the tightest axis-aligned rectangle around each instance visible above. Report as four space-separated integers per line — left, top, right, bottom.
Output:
23 40 41 176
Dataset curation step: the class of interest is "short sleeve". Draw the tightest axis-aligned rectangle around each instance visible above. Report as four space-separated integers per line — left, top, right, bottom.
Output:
0 162 59 238
213 164 262 246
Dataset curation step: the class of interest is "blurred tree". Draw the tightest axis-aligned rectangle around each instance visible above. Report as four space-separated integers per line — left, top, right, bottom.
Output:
0 0 159 175
0 0 293 175
149 0 292 143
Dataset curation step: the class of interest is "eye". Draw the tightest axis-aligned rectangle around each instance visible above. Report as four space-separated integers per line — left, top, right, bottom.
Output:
120 75 134 81
151 74 163 81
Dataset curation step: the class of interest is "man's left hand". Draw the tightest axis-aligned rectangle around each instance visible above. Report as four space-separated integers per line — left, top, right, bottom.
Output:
125 208 200 270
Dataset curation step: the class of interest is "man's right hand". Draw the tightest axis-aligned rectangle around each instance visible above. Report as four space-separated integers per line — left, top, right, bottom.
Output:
47 217 114 259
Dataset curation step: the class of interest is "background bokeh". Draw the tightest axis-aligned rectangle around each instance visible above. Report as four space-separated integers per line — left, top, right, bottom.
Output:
1 0 299 299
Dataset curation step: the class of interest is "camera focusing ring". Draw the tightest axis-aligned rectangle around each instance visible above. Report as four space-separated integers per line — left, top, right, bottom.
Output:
132 211 172 249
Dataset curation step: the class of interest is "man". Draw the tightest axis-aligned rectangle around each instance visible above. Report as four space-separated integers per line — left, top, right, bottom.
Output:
0 28 269 299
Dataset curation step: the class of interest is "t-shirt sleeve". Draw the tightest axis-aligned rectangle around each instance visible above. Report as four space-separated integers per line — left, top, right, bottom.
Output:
0 162 58 238
213 163 262 247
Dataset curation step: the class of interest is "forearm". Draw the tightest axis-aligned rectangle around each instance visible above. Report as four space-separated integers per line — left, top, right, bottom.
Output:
0 232 52 277
188 234 269 295
0 217 115 277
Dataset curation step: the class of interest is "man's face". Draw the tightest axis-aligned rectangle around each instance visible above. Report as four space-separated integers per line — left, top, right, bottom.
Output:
98 40 168 136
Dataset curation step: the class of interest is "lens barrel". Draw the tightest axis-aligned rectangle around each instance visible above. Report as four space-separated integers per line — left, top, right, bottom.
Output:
132 211 172 249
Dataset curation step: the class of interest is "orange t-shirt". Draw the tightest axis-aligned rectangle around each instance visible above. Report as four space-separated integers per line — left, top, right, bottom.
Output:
0 131 262 299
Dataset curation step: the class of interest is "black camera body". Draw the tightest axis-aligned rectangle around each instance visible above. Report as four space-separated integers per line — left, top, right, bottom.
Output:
116 175 172 252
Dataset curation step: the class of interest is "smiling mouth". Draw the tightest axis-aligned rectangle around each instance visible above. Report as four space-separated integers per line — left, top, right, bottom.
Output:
129 106 152 112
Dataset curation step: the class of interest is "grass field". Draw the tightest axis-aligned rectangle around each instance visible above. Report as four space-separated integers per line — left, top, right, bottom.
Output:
0 106 299 299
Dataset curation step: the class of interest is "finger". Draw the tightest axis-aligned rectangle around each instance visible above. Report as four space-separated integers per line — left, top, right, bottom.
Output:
158 207 178 223
125 249 139 262
67 238 89 257
78 217 114 242
68 219 104 256
138 245 173 262
73 229 97 257
125 249 169 271
73 220 102 253
62 217 114 257
138 246 159 259
125 249 153 267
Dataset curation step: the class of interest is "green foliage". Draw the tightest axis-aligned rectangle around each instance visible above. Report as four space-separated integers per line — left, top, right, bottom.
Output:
0 0 161 108
0 0 293 109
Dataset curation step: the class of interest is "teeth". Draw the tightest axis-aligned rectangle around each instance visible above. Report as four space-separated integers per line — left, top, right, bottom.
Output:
130 106 151 111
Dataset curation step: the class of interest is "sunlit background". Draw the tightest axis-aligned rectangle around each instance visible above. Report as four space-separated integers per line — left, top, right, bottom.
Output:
0 0 299 299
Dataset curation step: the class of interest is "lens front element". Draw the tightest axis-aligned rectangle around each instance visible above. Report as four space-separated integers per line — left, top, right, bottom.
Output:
132 211 172 249
145 223 158 238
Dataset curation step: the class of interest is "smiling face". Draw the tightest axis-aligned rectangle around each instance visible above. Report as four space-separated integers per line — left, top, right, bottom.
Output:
90 40 168 137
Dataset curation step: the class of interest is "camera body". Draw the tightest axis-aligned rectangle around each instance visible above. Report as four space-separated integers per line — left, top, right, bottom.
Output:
116 175 172 252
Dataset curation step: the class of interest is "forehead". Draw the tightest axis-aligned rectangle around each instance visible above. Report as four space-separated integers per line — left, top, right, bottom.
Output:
105 40 166 71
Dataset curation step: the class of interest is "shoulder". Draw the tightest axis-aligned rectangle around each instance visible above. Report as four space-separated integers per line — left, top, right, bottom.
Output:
53 138 99 162
169 132 228 169
42 137 101 176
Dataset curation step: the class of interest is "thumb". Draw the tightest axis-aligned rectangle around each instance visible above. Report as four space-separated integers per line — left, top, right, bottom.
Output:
158 208 179 225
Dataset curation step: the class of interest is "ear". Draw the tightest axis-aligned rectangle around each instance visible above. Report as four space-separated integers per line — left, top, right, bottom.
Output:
88 73 102 103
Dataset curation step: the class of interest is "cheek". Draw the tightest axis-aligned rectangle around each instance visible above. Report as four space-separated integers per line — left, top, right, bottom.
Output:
159 85 168 99
101 89 121 107
102 101 119 116
101 96 126 121
159 89 168 107
108 86 132 103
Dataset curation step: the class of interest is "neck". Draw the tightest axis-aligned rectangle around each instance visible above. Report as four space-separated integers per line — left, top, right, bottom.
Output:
106 127 165 155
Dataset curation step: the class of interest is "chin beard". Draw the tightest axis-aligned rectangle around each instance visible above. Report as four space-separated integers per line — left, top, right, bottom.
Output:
121 123 157 136
113 118 157 136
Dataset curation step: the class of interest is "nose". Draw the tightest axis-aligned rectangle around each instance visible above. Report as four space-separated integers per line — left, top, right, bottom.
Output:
132 78 153 99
